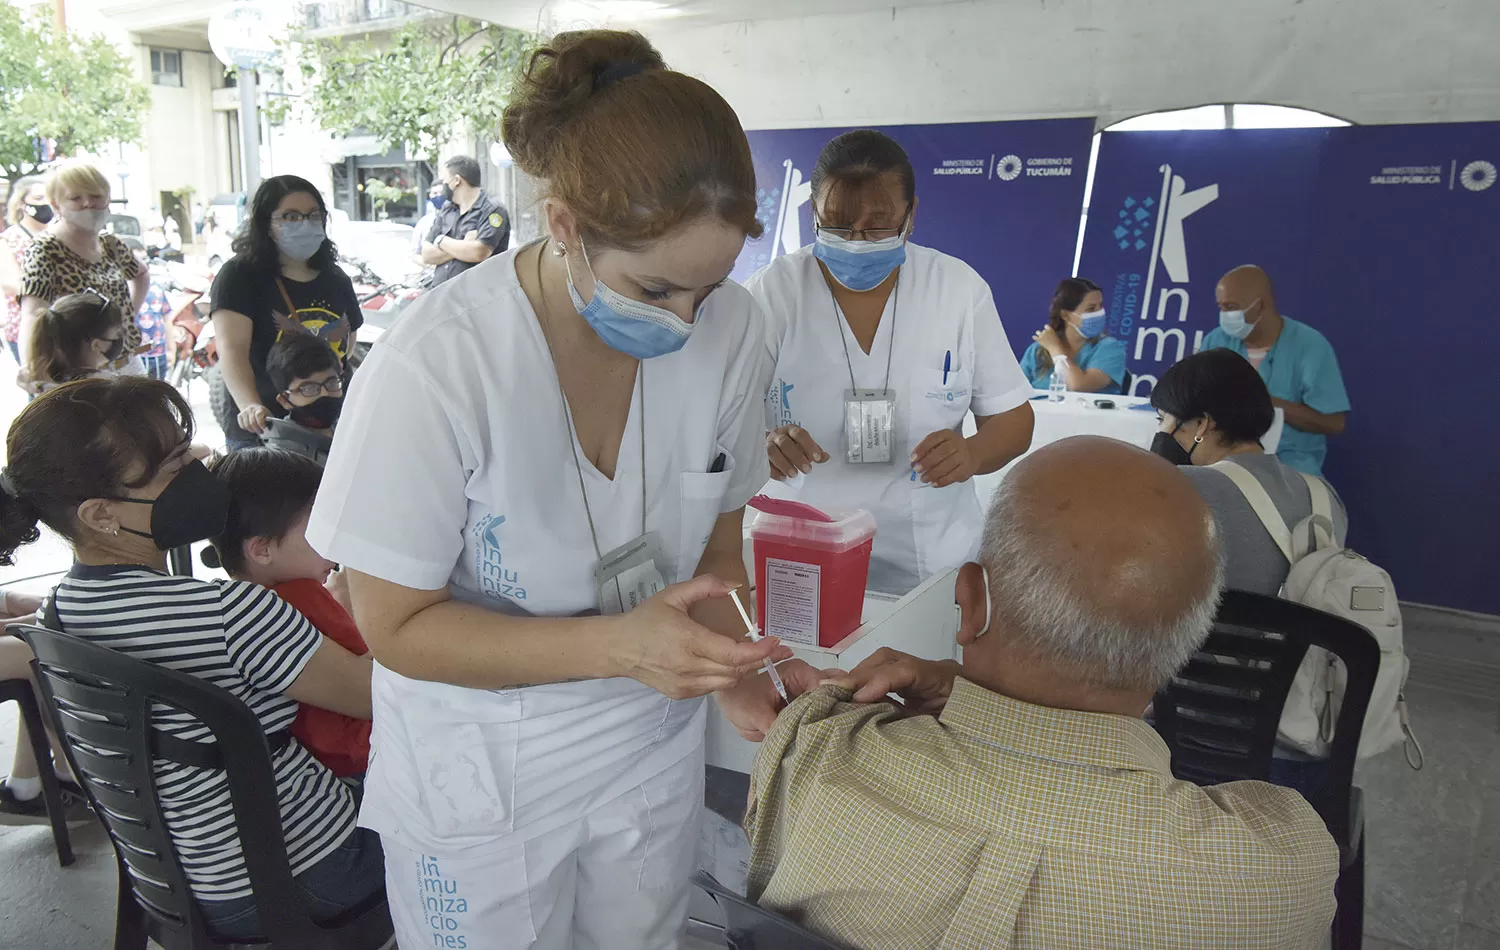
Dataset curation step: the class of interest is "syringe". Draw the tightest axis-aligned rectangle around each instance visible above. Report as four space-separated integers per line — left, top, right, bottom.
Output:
728 587 790 705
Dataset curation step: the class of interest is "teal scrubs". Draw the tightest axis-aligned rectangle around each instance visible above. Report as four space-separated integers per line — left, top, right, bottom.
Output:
1202 315 1350 476
1020 336 1127 396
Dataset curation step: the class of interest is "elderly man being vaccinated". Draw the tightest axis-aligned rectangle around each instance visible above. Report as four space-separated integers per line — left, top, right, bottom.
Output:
745 436 1340 950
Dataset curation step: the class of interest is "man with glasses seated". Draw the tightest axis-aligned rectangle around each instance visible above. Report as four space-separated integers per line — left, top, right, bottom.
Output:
210 176 361 452
260 334 346 464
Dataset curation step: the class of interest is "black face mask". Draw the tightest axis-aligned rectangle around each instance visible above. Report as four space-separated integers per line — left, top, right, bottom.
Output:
287 396 343 430
25 204 53 224
1150 426 1197 466
108 459 230 550
101 336 126 362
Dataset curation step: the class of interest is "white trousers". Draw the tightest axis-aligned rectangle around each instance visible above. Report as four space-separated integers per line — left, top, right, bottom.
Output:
383 746 703 950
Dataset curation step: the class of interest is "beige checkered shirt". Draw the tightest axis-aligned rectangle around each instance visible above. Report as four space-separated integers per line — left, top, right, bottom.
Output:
745 680 1339 950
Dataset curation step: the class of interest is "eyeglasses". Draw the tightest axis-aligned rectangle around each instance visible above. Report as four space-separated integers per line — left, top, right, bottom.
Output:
273 211 327 225
814 208 912 243
285 377 344 399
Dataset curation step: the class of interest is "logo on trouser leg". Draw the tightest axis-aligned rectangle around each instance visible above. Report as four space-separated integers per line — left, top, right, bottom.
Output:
418 855 472 949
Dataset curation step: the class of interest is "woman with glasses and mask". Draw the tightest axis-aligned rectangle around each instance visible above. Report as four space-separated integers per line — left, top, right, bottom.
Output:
210 176 362 451
17 161 150 384
1019 276 1127 395
748 130 1035 595
304 29 816 949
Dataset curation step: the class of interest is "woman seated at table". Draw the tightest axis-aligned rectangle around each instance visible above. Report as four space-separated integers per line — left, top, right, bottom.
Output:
1019 277 1127 395
0 376 381 939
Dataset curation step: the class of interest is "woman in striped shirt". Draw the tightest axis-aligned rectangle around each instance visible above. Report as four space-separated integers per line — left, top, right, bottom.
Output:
0 376 382 939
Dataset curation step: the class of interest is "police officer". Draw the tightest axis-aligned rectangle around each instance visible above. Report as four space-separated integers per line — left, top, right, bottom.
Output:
420 155 511 286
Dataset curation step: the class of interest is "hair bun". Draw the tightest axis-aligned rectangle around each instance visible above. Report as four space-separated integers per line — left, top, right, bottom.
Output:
501 30 666 180
200 546 222 571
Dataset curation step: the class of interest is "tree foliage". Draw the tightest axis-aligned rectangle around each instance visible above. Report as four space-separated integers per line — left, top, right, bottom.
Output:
285 17 531 162
0 5 151 182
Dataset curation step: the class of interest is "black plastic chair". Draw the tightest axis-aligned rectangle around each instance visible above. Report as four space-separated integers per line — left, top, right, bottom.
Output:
1151 589 1377 950
0 675 75 866
693 872 848 950
12 623 392 950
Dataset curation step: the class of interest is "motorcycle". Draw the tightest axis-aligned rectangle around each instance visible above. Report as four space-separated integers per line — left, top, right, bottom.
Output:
341 257 424 372
149 258 216 395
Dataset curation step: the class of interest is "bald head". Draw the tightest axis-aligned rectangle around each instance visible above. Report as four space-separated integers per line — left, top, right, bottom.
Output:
1216 264 1276 313
973 436 1224 693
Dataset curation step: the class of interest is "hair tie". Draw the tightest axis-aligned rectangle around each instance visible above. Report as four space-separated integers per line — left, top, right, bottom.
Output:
594 60 647 90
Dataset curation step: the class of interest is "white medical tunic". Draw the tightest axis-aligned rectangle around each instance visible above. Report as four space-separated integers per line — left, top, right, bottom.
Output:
306 245 770 855
746 243 1031 594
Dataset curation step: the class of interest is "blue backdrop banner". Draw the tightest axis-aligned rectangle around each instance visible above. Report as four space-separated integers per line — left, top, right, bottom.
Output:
735 118 1096 358
1080 123 1500 614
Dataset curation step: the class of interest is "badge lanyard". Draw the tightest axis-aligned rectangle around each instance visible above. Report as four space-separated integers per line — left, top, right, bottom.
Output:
534 243 649 610
829 273 900 464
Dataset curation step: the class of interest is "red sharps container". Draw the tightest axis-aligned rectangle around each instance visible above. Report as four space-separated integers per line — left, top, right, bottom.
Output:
748 495 876 648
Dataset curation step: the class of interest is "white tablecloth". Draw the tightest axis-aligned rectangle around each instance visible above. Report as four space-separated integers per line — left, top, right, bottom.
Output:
969 394 1284 508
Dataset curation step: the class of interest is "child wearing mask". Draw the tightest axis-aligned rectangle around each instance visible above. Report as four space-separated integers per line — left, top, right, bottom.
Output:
260 333 344 463
207 448 370 778
24 292 127 393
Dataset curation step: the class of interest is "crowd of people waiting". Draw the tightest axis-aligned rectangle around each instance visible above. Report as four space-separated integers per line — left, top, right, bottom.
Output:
0 25 1373 950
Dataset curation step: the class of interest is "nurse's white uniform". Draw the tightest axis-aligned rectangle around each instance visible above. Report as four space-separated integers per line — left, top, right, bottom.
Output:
306 245 770 950
746 242 1031 594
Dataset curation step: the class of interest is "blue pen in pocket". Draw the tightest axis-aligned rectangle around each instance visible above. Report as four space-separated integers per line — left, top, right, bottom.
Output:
942 350 952 386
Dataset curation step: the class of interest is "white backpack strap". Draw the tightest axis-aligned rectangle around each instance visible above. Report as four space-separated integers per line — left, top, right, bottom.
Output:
1211 461 1296 563
1294 473 1338 558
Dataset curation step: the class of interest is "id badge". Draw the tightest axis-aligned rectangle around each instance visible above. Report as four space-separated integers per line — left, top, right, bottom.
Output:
595 531 667 616
843 388 897 464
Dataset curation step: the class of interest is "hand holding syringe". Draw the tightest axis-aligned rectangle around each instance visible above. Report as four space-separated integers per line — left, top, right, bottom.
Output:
728 587 790 705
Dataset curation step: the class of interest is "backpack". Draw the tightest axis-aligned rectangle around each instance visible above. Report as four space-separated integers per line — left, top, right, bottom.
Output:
1212 460 1421 766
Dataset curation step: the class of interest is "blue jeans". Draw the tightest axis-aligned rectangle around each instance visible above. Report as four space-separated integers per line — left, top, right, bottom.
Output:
140 355 168 380
197 827 386 939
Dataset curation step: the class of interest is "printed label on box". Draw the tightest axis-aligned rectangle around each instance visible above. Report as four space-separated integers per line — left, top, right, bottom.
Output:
765 557 820 646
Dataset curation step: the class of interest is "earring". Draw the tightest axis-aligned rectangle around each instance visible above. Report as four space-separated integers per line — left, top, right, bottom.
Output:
554 242 567 256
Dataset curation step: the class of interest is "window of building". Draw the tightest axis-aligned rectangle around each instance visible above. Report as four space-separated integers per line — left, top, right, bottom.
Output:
150 48 183 88
1071 104 1350 273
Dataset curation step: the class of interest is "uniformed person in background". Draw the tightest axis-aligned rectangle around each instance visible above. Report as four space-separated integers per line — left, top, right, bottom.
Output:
420 155 511 287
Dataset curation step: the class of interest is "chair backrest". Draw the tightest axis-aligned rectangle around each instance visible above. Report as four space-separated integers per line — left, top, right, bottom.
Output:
1151 589 1379 846
12 622 345 946
693 872 848 950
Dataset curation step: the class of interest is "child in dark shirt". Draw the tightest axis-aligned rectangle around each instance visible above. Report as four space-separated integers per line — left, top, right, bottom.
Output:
260 333 344 463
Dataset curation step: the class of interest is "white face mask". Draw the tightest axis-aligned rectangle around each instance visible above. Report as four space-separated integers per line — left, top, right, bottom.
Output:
63 207 110 233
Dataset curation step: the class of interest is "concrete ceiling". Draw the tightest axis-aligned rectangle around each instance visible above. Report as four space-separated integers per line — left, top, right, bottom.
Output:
404 0 965 32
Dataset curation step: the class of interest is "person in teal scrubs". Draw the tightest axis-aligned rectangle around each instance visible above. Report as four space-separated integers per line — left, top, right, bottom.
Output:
1201 265 1349 476
1019 277 1128 395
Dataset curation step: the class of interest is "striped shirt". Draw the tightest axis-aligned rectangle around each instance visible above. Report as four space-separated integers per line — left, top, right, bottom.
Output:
746 681 1340 949
52 564 358 902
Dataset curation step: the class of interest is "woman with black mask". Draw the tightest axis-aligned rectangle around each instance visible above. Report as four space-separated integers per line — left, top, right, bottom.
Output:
0 377 381 938
210 176 362 451
1148 348 1347 596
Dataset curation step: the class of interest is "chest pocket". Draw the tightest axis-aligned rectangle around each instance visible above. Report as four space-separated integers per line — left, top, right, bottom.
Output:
676 447 737 582
910 366 973 440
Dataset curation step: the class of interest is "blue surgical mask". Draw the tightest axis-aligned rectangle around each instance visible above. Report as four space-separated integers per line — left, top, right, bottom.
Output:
565 239 697 360
1218 298 1261 341
1074 309 1108 338
813 229 907 292
274 220 326 262
429 195 448 213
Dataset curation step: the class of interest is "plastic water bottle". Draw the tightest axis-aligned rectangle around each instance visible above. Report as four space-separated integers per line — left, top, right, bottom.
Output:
1048 357 1068 402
